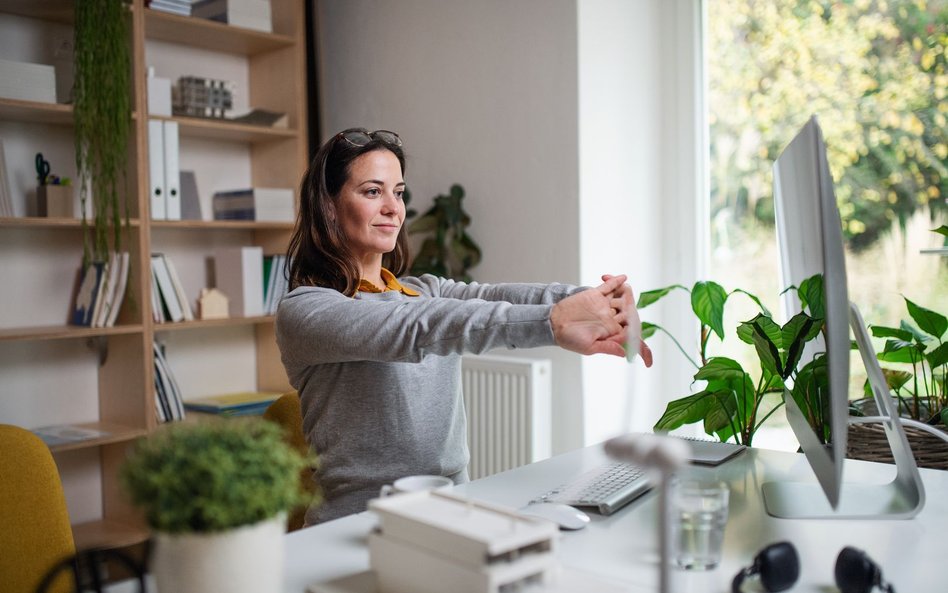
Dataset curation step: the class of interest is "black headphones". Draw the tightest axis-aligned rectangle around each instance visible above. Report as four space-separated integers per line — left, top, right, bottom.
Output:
732 541 895 593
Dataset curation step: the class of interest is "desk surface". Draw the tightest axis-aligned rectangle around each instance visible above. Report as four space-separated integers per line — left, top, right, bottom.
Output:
286 444 948 593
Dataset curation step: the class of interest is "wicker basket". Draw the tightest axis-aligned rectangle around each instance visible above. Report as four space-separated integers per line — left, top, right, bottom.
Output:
847 421 948 471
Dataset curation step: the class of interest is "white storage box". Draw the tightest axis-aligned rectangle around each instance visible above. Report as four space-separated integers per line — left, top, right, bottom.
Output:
0 58 56 103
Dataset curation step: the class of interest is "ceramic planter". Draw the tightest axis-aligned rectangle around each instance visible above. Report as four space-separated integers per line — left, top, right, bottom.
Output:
151 514 285 593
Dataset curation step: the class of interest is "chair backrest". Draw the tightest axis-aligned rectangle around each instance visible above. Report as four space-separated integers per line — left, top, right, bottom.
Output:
0 424 76 593
262 392 316 532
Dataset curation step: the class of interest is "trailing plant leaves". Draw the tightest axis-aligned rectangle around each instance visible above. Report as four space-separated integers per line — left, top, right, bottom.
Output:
638 285 687 309
797 274 825 318
905 297 947 339
691 281 728 339
74 0 131 263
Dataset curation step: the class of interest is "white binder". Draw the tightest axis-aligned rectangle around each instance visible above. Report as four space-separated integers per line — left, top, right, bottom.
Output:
148 119 166 220
163 120 181 220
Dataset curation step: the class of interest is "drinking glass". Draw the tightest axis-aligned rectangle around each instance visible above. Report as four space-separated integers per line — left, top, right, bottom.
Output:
672 480 730 570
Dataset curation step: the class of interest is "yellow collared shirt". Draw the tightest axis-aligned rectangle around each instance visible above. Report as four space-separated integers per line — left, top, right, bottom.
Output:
357 268 420 296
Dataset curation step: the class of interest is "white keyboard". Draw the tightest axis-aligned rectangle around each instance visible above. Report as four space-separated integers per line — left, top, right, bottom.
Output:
531 462 651 515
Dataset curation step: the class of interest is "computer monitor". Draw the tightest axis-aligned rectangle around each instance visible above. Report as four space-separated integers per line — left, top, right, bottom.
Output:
761 115 925 519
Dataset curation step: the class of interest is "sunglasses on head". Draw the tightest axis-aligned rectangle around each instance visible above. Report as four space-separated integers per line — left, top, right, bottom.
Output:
336 129 402 148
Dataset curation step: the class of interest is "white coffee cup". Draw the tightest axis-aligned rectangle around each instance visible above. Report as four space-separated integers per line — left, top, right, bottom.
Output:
379 474 453 497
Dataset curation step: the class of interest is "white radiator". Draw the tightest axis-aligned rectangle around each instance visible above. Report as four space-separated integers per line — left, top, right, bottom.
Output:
461 354 552 480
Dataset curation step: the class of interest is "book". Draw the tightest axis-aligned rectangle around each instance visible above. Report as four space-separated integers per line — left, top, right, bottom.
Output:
212 187 295 222
191 0 272 32
104 252 131 327
151 253 184 322
214 245 264 317
162 253 194 321
32 425 110 447
180 170 203 220
226 108 288 128
154 341 186 422
183 391 282 416
0 138 12 217
70 260 106 326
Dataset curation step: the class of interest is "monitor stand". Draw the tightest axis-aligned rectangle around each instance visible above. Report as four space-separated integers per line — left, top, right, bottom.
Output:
762 302 926 519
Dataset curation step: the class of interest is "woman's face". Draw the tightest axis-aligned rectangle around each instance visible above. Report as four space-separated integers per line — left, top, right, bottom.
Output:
335 149 406 270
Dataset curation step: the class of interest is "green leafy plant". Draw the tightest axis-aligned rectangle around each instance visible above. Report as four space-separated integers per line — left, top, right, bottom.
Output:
406 183 482 282
74 0 132 264
120 419 316 534
644 276 827 446
860 297 948 427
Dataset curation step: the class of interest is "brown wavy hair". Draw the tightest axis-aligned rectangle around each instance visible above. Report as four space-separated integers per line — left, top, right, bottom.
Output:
286 128 410 296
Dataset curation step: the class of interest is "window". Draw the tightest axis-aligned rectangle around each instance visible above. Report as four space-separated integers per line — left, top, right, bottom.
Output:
706 0 947 448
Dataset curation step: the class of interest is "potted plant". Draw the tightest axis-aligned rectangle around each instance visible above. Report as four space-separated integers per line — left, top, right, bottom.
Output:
406 183 482 282
848 296 948 468
119 418 316 593
73 0 131 264
642 276 827 446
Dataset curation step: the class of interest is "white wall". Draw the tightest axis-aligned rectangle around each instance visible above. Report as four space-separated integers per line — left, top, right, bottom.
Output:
317 0 705 451
317 0 586 452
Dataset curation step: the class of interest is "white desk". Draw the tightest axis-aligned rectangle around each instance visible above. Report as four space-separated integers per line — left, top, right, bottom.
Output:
285 444 948 593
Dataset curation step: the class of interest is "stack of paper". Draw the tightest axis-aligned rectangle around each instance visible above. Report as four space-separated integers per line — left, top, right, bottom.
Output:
192 0 272 32
148 0 192 16
0 58 56 104
213 187 295 222
183 391 282 416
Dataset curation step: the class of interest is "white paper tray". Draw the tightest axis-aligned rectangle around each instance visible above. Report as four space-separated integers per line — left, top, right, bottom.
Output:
307 568 633 593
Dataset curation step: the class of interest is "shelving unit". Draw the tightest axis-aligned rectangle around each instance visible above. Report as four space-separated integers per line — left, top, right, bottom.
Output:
0 0 307 549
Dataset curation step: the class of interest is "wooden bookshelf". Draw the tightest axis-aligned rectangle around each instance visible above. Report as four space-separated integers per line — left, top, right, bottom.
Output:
0 0 308 548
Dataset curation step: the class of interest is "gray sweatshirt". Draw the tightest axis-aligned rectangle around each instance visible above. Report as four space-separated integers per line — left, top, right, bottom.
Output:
275 274 580 524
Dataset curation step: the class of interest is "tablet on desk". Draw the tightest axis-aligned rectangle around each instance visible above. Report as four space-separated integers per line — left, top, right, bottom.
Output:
677 436 747 466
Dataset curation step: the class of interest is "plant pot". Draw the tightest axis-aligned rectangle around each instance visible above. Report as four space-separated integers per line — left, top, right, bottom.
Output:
847 421 948 471
150 514 285 593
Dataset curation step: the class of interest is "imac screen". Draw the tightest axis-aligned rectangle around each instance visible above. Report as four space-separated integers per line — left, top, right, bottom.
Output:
770 115 849 510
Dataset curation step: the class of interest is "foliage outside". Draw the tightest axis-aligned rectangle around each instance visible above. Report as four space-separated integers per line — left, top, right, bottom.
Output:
709 0 947 251
644 277 829 446
120 419 316 534
406 184 482 282
74 0 132 264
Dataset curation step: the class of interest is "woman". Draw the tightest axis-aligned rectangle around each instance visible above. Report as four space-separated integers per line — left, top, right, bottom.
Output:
276 128 652 525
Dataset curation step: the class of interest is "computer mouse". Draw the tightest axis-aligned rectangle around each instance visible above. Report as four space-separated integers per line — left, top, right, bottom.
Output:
518 502 590 530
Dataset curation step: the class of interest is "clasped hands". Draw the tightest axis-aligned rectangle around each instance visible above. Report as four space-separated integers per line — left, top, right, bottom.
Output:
550 274 653 366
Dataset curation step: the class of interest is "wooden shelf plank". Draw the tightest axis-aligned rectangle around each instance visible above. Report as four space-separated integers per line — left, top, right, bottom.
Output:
144 9 295 55
153 315 275 332
0 324 144 342
146 114 297 143
0 217 142 228
151 219 293 230
0 0 73 23
0 97 73 125
46 421 148 454
72 518 150 551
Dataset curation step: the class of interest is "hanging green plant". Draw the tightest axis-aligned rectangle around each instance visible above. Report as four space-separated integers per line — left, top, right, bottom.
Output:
74 0 132 264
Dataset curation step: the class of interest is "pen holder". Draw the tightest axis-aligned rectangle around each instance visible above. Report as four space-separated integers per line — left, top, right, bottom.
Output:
37 184 76 218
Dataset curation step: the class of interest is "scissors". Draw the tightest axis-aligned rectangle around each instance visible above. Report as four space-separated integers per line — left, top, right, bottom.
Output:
35 153 51 185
